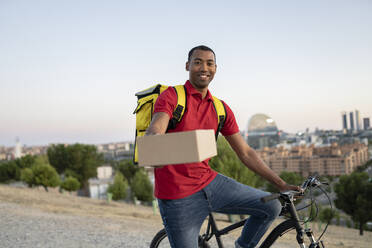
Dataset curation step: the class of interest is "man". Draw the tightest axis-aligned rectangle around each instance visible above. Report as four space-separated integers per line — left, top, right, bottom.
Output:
146 45 300 248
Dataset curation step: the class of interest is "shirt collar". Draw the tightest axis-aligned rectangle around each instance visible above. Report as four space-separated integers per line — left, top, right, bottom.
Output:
185 80 213 101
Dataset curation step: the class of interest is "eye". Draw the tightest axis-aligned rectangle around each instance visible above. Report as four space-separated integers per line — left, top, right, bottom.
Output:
194 61 201 65
207 62 215 66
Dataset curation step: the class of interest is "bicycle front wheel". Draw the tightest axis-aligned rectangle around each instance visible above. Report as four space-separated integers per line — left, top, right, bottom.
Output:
149 228 210 248
259 219 297 248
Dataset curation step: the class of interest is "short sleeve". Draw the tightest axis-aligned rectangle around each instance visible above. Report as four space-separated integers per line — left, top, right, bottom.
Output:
153 87 177 119
220 101 240 136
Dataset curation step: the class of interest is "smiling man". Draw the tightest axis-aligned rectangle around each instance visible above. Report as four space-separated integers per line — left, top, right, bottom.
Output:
186 47 216 92
146 45 300 248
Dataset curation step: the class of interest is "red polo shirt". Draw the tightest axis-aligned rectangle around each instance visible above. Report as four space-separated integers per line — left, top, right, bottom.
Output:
153 81 239 199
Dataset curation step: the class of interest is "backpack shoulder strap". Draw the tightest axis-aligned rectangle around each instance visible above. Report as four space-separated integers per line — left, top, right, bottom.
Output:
168 85 187 129
173 85 186 121
212 96 226 140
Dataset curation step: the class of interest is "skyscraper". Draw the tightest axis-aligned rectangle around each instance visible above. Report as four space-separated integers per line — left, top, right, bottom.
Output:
14 137 22 159
341 111 348 130
349 112 355 131
355 110 361 131
364 118 370 130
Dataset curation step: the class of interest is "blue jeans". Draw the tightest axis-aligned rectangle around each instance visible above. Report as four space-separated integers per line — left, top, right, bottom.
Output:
158 174 282 248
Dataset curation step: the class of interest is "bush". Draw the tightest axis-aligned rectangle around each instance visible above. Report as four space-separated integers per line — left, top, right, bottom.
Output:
319 208 338 223
346 219 352 228
0 161 20 182
115 160 139 184
61 177 81 192
64 169 81 184
20 168 34 187
107 172 128 201
131 170 153 202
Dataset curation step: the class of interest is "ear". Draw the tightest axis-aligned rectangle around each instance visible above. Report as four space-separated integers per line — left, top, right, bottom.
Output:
185 61 190 71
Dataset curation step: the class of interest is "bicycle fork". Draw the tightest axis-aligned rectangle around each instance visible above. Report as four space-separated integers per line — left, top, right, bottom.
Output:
288 202 325 248
305 229 323 248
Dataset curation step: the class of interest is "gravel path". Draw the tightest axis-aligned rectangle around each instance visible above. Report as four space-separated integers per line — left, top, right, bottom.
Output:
0 202 162 248
0 201 297 248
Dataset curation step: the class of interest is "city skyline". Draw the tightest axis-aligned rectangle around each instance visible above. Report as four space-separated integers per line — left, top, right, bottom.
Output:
1 1 371 147
2 111 370 148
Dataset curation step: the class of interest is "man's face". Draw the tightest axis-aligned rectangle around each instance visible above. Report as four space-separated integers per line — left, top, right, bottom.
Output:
186 49 217 90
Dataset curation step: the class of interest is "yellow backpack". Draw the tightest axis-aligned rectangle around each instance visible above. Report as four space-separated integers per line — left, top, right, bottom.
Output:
133 84 226 164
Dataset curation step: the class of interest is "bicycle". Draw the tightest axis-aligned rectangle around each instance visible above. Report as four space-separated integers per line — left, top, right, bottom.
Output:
150 176 331 248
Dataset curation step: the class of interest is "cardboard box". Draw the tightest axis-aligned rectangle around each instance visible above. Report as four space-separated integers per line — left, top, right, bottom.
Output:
137 129 217 167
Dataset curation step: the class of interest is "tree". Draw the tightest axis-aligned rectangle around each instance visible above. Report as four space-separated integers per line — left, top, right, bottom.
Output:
61 177 81 192
115 159 139 184
107 172 128 201
334 172 372 235
47 143 104 190
20 168 34 187
210 137 262 188
319 208 338 224
265 171 303 193
15 154 36 169
47 144 69 174
131 170 153 202
31 162 60 192
0 161 20 182
20 158 60 191
355 159 372 173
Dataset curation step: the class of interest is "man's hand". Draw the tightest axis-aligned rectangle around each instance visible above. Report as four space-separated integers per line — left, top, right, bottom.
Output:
278 183 302 193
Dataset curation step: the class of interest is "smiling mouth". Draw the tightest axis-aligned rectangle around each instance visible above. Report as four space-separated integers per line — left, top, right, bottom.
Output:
199 74 209 80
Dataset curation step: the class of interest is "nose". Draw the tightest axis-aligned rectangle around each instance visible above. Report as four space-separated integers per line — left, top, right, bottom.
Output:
200 62 207 71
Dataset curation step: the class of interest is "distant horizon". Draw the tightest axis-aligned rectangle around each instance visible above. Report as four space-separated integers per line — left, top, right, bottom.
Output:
2 124 370 148
1 109 371 147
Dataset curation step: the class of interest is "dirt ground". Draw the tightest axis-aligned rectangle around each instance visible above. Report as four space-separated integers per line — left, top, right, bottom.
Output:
0 184 371 248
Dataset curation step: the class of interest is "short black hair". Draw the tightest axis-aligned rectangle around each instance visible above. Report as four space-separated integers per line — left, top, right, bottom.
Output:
188 45 216 62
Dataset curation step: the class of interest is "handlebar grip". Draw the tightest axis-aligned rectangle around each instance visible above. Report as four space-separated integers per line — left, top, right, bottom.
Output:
261 193 280 203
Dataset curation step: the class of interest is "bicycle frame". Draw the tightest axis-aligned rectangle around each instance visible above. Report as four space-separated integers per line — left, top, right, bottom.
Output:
201 193 325 248
203 213 246 248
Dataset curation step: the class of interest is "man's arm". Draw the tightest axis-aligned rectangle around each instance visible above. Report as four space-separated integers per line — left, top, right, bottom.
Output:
225 133 300 192
145 112 170 135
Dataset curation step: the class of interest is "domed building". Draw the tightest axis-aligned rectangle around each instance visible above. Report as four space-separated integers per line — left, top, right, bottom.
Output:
247 113 279 149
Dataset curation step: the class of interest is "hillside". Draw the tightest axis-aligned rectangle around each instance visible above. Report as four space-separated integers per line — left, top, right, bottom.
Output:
0 184 371 248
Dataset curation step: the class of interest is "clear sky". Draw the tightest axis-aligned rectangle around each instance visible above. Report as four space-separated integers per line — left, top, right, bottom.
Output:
1 0 371 147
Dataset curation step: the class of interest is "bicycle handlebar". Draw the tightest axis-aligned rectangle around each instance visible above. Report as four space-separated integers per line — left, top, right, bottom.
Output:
260 176 325 203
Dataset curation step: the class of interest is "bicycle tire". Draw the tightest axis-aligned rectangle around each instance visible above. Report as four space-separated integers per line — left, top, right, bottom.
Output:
259 219 296 248
149 228 211 248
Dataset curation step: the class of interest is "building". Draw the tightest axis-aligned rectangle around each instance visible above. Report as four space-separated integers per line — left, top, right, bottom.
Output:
88 165 114 199
364 117 370 130
341 111 348 131
256 142 369 177
247 113 279 149
349 112 355 131
355 110 361 131
97 141 134 161
14 138 22 159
